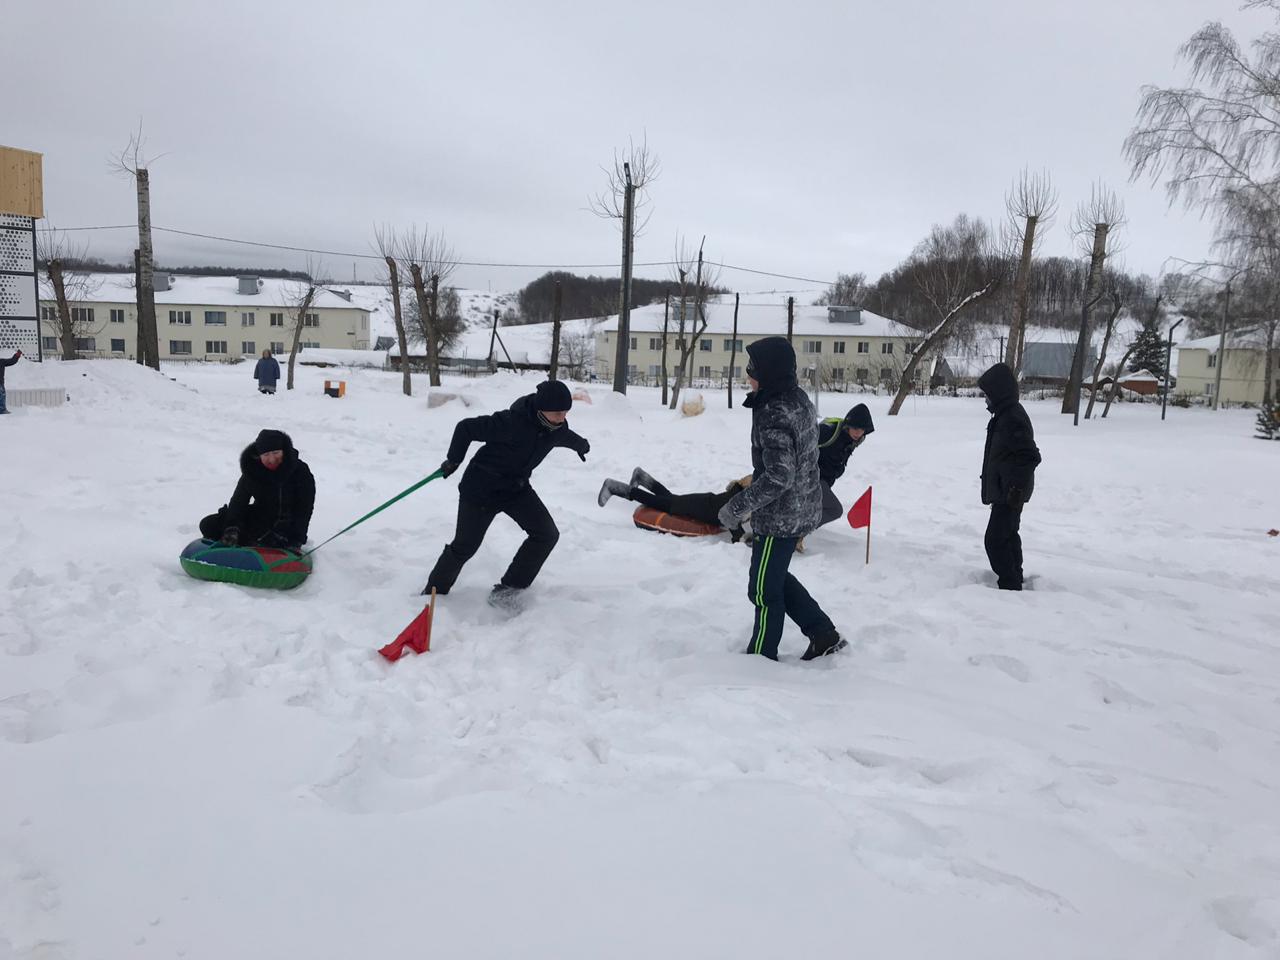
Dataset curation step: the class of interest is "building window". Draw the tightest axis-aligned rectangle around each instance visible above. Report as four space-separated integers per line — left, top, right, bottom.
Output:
627 364 638 379
832 367 845 381
41 306 57 322
675 337 685 350
723 338 743 352
42 336 58 350
698 365 712 378
700 338 712 352
170 310 192 325
833 341 846 354
648 364 661 377
269 313 285 327
74 337 96 352
206 340 228 354
856 367 868 382
110 338 125 352
804 341 822 354
303 313 320 328
242 341 256 355
1207 354 1217 368
241 312 255 327
205 311 227 325
649 337 663 350
1204 383 1215 396
881 342 894 354
857 341 869 353
880 367 893 381
170 340 192 355
270 341 285 354
110 308 126 324
71 307 94 325
301 341 321 349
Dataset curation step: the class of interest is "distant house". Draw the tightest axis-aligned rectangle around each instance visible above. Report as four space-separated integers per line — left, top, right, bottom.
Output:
1176 328 1278 404
1021 342 1097 386
39 273 372 361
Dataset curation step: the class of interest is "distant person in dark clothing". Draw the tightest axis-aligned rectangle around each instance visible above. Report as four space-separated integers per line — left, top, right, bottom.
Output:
977 363 1042 591
815 402 875 527
597 467 752 539
424 379 590 607
200 429 316 552
0 349 21 414
717 337 846 661
254 350 281 394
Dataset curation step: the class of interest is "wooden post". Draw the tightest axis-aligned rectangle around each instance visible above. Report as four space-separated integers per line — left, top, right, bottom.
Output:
660 294 670 405
429 273 441 386
133 249 144 366
611 162 635 394
549 280 562 380
865 516 871 565
728 293 740 408
487 309 499 372
787 297 794 345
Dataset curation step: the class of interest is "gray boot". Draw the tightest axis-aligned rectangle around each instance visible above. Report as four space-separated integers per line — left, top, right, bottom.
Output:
629 467 659 490
597 478 632 507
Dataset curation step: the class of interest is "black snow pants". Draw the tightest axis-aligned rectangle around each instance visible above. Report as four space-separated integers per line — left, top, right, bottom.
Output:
427 487 559 593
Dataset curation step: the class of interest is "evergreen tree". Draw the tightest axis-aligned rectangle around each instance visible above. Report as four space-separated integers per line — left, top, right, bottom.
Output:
1257 398 1280 439
1128 325 1167 377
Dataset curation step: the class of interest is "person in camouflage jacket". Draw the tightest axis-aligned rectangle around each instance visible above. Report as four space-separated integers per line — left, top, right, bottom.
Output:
718 337 846 661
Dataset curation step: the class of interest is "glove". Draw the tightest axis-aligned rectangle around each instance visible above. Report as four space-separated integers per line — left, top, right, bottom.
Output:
219 526 240 546
439 460 459 478
1006 487 1025 510
570 436 590 462
717 503 738 530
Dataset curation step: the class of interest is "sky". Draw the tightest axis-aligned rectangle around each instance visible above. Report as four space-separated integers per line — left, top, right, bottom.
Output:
6 0 1272 296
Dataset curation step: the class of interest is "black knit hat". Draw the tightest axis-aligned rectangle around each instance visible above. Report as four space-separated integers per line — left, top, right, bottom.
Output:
534 380 573 412
253 429 292 454
842 404 875 434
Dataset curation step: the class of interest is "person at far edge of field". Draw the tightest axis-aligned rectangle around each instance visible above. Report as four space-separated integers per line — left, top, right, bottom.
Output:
977 362 1041 591
423 379 590 609
717 336 847 662
254 349 281 395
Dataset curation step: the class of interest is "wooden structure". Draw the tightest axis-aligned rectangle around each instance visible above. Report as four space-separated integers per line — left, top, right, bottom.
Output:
0 145 43 218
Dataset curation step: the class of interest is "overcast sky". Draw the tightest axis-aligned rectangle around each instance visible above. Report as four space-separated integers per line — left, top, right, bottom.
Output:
7 0 1270 295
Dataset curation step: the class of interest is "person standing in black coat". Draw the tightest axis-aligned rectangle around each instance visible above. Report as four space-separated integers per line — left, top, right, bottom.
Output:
717 337 846 661
199 429 316 551
815 402 875 527
977 363 1042 590
424 380 589 606
253 350 281 394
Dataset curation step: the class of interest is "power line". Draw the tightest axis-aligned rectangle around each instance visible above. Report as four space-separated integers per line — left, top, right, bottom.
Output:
34 222 835 285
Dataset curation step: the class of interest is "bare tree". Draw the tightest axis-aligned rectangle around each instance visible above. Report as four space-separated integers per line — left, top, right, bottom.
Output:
888 215 1003 416
283 260 324 391
589 136 659 394
1084 287 1126 419
398 225 456 387
1063 184 1126 419
374 224 412 396
667 236 720 411
1003 169 1058 371
37 227 103 360
814 272 870 307
110 125 161 370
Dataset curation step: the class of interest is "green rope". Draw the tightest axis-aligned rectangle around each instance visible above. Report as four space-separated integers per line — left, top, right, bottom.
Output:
267 469 445 569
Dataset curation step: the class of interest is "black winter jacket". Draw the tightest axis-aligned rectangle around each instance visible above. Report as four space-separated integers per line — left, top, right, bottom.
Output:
253 356 281 385
0 353 18 387
978 363 1041 506
816 403 875 486
226 433 316 544
448 393 588 503
722 337 822 538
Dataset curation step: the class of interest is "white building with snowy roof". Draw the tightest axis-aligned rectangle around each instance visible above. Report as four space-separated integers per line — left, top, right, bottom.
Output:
1176 328 1278 405
38 273 372 361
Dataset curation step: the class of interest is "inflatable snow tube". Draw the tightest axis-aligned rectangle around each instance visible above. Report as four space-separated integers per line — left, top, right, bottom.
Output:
179 539 313 590
632 506 722 538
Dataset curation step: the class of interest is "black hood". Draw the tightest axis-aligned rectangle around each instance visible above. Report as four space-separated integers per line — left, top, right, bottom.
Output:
239 430 299 478
744 336 797 405
511 393 566 431
842 403 875 434
978 363 1019 411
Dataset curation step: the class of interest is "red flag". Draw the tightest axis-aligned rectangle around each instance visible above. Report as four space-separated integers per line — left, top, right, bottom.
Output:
379 591 435 662
847 486 872 529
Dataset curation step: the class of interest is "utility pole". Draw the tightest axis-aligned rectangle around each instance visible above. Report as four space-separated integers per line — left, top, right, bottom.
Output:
1213 282 1230 411
728 292 739 408
549 280 562 380
1162 317 1185 421
787 297 794 345
611 162 635 394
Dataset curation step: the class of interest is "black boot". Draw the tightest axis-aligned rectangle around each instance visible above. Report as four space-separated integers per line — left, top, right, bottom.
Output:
801 629 848 661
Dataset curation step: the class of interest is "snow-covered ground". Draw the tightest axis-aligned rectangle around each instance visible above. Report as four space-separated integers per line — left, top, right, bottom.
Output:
2 359 1278 959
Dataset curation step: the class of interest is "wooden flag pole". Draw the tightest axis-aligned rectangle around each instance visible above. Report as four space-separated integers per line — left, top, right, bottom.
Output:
865 516 871 565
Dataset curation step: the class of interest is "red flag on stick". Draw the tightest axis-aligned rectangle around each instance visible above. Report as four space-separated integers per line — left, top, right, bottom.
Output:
379 589 436 662
847 486 872 565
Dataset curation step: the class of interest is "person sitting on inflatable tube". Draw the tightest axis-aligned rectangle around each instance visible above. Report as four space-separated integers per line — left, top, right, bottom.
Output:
199 429 316 552
598 467 752 541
